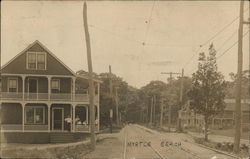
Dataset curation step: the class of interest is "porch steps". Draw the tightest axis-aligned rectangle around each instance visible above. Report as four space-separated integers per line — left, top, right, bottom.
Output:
50 133 74 143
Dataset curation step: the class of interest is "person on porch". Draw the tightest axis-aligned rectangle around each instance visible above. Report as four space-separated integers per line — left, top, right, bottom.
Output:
64 115 72 131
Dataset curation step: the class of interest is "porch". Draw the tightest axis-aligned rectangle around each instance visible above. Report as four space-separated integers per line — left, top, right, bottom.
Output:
0 74 100 104
1 92 99 103
0 103 99 133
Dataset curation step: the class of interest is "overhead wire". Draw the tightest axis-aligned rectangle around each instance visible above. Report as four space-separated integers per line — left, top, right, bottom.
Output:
142 0 157 46
186 29 249 75
217 29 249 60
182 7 249 69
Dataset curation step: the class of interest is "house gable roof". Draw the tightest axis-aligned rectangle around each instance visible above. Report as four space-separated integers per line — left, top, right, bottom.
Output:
1 40 76 76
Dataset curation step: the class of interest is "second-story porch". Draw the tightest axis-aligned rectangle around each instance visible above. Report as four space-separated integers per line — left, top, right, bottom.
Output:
0 73 100 103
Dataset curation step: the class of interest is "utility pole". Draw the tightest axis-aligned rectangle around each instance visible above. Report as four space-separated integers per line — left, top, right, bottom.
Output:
234 0 250 153
115 87 119 126
180 69 184 103
234 0 243 153
146 104 149 123
160 97 164 128
109 65 113 133
161 72 181 84
0 1 2 157
153 95 156 123
168 104 171 131
178 69 184 131
150 97 153 126
161 71 181 131
83 2 95 150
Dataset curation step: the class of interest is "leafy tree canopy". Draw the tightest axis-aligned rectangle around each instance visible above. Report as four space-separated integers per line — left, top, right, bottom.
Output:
188 44 226 117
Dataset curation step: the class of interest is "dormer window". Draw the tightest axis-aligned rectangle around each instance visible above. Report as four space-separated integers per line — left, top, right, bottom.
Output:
27 52 46 70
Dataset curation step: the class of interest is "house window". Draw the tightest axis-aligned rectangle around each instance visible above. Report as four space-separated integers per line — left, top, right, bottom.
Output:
51 79 60 93
27 52 46 70
8 78 18 92
37 53 46 70
25 106 45 124
27 53 37 69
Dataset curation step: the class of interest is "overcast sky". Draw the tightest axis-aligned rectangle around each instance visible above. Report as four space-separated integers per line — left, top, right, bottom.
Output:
1 1 249 88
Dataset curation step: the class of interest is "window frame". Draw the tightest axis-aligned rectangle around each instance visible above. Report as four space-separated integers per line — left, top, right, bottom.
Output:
51 79 60 92
26 52 47 70
24 106 45 125
7 77 18 93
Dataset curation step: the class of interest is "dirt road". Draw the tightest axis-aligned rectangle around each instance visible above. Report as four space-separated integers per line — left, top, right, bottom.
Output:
84 124 238 159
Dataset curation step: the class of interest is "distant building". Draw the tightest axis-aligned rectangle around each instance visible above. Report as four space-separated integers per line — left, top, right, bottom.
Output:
178 99 250 130
0 41 102 143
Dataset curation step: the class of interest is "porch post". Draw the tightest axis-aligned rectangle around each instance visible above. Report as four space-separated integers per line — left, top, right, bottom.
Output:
70 104 72 131
97 104 100 131
21 76 25 100
212 118 214 128
47 76 51 100
72 104 76 132
86 106 89 125
72 77 76 101
22 103 25 132
97 83 100 131
48 104 51 131
97 83 100 103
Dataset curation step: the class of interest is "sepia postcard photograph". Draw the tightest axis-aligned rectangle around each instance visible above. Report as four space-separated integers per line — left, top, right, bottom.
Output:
0 0 249 158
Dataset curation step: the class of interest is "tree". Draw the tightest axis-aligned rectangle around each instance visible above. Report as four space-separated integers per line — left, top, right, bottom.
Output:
98 72 141 127
137 77 192 126
139 81 168 125
226 70 250 99
188 44 226 141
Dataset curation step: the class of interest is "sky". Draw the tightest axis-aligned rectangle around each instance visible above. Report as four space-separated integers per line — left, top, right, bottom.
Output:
1 1 249 88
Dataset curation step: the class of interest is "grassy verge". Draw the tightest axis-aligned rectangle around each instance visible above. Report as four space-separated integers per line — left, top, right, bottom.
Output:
193 137 249 158
2 141 92 158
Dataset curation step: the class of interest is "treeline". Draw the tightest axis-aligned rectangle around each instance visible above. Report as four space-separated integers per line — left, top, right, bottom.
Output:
97 45 249 129
98 70 249 128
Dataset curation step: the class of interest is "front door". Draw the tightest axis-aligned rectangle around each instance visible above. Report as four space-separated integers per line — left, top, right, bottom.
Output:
52 108 64 131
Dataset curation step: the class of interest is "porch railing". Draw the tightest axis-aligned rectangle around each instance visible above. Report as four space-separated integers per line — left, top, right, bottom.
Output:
1 92 99 103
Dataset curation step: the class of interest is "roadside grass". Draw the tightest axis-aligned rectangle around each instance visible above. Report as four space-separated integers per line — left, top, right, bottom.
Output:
193 137 249 158
2 142 92 158
188 128 249 140
144 124 249 158
211 128 249 140
99 124 124 134
1 126 125 159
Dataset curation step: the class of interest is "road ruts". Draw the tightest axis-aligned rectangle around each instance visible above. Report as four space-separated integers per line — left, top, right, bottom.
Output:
123 124 237 159
123 125 164 159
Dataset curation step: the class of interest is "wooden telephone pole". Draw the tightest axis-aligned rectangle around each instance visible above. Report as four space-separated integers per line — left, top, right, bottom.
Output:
115 87 119 126
178 69 184 131
161 72 181 84
234 0 250 153
160 98 164 128
83 2 95 150
161 71 181 130
180 69 184 103
149 97 153 126
109 65 113 133
153 95 156 124
0 1 2 157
